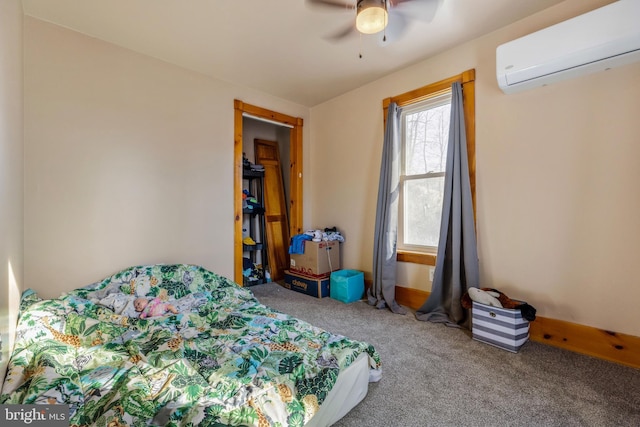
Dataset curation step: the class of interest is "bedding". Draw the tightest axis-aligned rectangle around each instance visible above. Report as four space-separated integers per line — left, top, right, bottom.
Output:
0 264 381 426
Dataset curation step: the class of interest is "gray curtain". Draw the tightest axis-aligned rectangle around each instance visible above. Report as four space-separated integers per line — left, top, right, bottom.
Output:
415 82 479 328
368 102 407 314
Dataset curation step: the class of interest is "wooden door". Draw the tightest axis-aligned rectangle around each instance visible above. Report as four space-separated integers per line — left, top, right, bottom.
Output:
255 139 290 281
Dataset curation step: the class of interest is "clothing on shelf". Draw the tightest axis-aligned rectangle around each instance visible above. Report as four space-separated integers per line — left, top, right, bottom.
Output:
243 153 265 172
242 189 265 214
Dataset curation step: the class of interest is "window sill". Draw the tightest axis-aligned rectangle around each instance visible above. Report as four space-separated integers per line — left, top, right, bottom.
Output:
397 250 436 266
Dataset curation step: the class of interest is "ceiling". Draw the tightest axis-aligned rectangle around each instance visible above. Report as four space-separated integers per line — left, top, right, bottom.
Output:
21 0 565 107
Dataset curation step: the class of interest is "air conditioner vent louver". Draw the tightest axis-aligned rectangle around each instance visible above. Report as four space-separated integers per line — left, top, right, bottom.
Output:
497 0 640 94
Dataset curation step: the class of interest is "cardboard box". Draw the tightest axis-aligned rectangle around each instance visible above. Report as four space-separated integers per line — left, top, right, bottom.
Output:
472 301 529 353
330 270 364 304
282 270 330 298
289 240 340 277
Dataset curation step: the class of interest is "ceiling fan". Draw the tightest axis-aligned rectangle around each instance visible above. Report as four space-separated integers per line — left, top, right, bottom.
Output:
306 0 440 43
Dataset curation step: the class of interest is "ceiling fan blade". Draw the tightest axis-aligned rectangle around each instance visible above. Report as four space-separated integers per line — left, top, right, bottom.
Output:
306 0 356 11
378 10 408 45
325 23 358 42
390 0 441 23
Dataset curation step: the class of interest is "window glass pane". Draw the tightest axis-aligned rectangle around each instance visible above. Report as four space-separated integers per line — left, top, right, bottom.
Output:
404 103 450 175
403 177 445 247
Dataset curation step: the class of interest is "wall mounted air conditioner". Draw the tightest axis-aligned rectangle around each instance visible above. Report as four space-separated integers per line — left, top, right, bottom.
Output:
496 0 640 94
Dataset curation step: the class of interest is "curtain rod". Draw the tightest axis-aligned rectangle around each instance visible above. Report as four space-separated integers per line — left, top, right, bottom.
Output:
242 113 294 129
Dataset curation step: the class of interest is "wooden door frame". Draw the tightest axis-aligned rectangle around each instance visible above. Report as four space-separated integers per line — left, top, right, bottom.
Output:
234 100 303 284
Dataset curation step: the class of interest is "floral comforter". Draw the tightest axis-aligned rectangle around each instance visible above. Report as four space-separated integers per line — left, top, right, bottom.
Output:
0 264 381 426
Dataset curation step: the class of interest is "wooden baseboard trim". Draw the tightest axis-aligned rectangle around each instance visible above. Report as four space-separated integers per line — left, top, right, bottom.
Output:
528 317 640 369
394 285 430 310
390 284 640 369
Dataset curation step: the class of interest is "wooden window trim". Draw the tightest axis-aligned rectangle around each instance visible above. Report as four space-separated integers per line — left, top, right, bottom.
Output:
397 250 437 266
383 69 476 265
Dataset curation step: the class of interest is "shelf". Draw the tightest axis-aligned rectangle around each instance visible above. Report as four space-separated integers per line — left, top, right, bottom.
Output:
243 206 265 215
243 276 265 287
242 164 268 287
243 168 265 178
243 243 264 251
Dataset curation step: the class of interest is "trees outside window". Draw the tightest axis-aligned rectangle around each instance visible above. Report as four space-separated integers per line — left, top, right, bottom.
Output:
399 93 451 252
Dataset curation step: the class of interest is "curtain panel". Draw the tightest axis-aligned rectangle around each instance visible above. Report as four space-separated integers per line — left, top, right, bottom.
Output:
415 81 479 328
368 102 407 315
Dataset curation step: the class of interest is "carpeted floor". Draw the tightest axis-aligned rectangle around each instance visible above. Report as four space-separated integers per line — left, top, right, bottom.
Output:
250 282 640 427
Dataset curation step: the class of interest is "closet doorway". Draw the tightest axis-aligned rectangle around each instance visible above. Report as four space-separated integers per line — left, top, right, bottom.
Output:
233 100 303 285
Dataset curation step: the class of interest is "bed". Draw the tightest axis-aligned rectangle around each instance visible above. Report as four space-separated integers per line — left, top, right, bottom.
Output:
0 264 381 426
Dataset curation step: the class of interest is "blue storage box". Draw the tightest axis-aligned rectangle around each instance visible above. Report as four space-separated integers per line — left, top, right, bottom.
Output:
330 270 364 303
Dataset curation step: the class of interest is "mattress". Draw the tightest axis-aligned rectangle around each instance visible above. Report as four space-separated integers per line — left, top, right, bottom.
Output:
0 264 381 426
306 352 375 426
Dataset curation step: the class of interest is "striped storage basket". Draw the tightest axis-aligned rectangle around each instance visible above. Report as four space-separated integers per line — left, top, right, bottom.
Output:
472 301 530 353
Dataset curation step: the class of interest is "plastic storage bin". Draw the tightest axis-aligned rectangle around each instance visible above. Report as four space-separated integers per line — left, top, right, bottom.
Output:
330 270 364 303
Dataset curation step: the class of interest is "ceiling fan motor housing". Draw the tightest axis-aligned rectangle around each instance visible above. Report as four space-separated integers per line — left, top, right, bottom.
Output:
356 0 388 34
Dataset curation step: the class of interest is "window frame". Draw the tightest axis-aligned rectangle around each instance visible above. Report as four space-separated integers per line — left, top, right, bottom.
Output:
382 69 476 266
398 92 452 254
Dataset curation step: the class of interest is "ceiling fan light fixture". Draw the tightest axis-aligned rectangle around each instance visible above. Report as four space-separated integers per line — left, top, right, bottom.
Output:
356 0 388 35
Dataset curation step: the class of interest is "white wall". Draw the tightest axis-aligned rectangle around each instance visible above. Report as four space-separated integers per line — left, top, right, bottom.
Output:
0 0 24 385
309 0 640 336
23 17 310 298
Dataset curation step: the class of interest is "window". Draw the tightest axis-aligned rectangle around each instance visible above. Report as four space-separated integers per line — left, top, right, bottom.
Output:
383 70 475 265
399 92 451 253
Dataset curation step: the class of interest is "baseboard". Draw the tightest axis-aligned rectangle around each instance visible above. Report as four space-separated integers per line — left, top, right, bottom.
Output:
528 317 640 369
388 284 640 369
394 285 431 310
